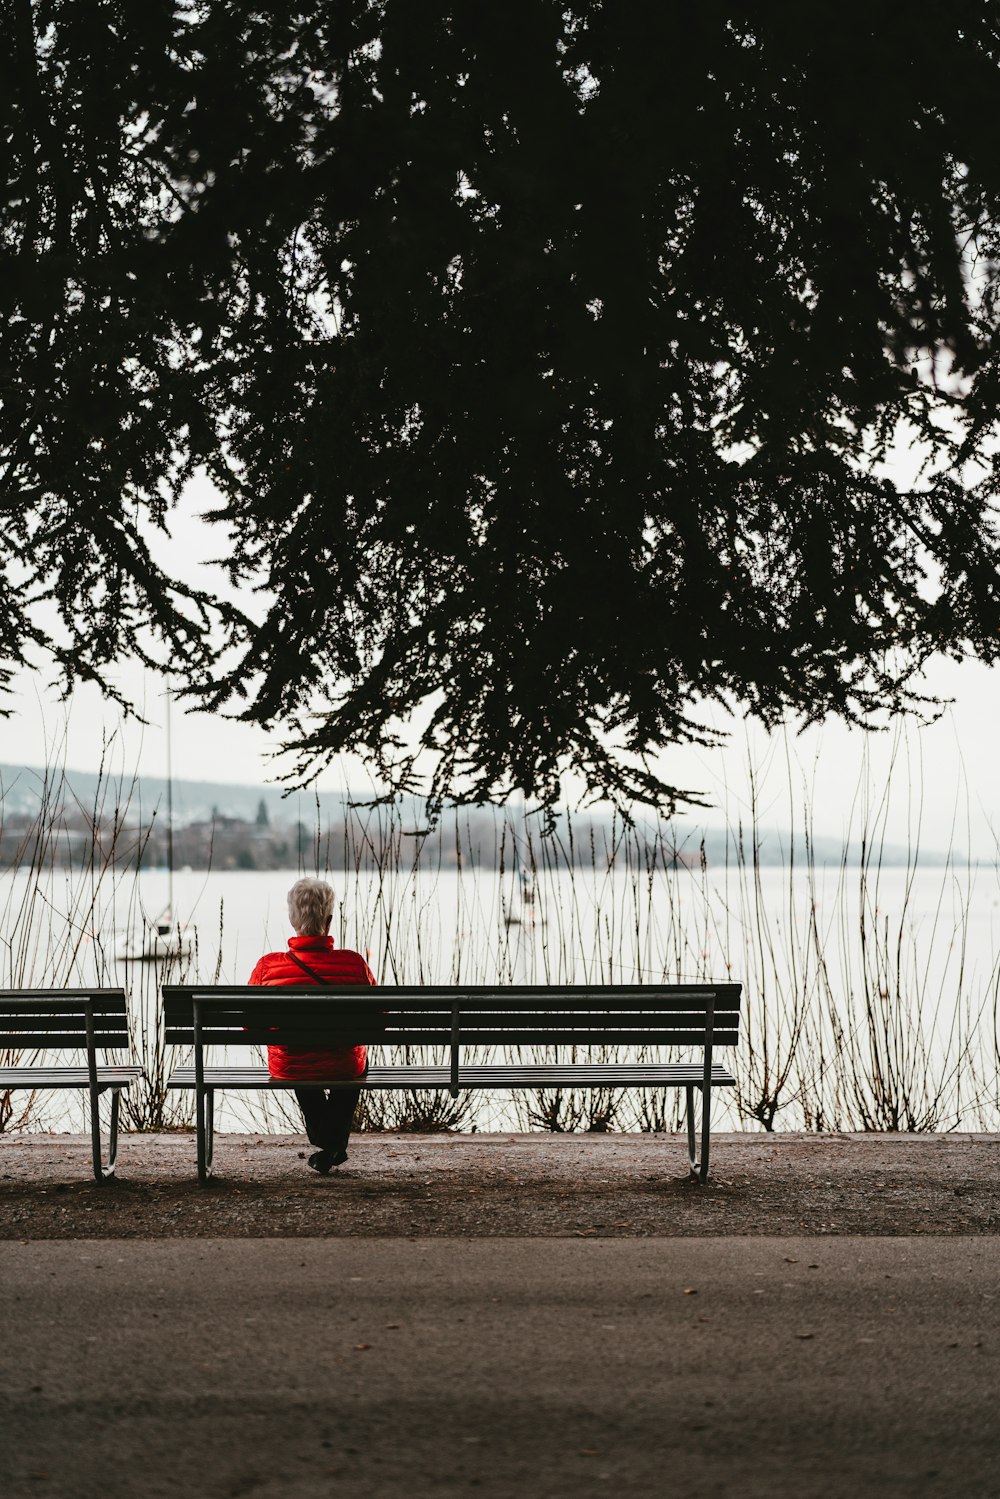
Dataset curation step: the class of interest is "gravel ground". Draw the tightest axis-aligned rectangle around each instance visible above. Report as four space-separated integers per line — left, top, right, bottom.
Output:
2 1130 1000 1238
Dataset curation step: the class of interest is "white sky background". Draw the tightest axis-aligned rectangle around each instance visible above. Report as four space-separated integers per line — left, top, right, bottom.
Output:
4 469 1000 859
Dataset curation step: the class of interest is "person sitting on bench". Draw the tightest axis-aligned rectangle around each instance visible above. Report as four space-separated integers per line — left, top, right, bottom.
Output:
248 877 376 1173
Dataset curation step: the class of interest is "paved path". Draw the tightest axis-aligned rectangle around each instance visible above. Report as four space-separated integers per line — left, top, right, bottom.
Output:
2 1236 999 1498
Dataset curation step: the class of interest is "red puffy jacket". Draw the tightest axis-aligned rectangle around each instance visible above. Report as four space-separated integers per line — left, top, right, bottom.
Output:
248 934 377 1081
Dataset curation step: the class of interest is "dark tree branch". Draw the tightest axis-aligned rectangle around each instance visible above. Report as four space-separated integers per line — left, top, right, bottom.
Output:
3 3 1000 813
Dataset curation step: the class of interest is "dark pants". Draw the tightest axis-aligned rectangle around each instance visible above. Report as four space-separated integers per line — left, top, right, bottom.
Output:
294 1084 362 1155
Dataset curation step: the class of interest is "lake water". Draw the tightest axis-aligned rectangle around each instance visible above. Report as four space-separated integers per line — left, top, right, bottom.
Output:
6 861 1000 1133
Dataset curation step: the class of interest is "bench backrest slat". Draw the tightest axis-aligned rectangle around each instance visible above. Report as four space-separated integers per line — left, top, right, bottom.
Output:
168 1028 740 1047
162 983 736 1001
0 990 129 1050
162 984 741 1051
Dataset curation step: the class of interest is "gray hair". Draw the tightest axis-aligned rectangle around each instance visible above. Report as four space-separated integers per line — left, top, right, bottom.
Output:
287 878 335 936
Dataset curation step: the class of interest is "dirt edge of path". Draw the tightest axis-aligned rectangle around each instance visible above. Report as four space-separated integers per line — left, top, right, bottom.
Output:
2 1131 999 1239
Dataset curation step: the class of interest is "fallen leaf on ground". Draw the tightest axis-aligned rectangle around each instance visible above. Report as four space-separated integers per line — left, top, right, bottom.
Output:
796 1332 815 1340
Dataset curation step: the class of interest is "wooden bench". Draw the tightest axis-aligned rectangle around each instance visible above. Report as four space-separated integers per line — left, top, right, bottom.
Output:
164 983 741 1184
0 989 141 1180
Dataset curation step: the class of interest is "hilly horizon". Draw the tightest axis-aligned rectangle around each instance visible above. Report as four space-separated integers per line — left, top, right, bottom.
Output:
0 761 961 867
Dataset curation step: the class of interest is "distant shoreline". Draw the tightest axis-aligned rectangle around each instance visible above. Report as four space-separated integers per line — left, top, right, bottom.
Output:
0 761 968 869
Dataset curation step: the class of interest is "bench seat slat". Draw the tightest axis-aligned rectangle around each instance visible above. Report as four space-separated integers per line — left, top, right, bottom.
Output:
0 1066 142 1086
167 1063 736 1089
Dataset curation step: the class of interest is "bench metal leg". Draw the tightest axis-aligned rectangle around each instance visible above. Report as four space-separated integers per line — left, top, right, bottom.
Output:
89 1086 123 1182
197 1086 215 1184
686 1083 711 1184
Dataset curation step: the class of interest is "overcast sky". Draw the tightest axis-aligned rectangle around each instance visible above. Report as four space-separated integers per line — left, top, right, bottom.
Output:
5 471 999 858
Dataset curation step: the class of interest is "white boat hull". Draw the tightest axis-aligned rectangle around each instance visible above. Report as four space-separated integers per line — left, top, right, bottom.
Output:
117 925 195 963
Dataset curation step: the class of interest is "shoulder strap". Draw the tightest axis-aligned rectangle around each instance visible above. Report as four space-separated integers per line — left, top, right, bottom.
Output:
285 948 330 986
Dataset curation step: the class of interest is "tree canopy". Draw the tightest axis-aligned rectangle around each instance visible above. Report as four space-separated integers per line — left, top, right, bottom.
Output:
5 1 1000 810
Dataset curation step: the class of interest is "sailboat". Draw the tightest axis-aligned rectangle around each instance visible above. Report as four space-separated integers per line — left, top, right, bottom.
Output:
120 908 194 963
118 684 195 962
503 793 546 932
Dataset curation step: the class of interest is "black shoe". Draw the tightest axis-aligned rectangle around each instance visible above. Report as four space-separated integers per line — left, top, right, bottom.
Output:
308 1149 348 1174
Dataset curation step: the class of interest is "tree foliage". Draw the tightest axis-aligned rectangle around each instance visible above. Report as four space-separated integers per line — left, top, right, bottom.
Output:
5 1 1000 809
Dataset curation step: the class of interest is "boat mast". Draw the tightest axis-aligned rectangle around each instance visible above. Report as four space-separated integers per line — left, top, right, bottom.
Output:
165 682 174 920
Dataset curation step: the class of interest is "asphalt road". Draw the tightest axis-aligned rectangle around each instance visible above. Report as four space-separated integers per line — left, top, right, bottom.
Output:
2 1237 998 1499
